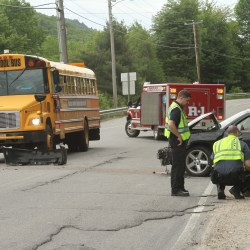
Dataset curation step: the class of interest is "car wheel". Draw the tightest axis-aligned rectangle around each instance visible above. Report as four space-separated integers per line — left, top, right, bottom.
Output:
185 146 212 177
125 120 140 137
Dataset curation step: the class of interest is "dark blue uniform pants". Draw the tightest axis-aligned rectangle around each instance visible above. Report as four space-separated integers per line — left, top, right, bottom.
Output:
170 142 187 193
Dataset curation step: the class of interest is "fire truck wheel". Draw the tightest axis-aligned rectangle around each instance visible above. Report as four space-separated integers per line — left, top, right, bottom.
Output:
153 128 164 140
185 146 212 177
125 120 140 137
78 120 89 152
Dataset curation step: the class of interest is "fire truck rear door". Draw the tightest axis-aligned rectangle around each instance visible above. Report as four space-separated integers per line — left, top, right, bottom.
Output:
141 92 161 125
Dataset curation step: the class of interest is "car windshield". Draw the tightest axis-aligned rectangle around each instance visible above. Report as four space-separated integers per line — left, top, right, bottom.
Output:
0 69 47 96
220 110 249 128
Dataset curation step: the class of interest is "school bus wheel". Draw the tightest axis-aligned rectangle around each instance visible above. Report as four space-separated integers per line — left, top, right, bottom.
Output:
78 120 89 152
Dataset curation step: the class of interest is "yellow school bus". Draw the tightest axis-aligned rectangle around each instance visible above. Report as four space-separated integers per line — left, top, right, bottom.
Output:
0 53 100 152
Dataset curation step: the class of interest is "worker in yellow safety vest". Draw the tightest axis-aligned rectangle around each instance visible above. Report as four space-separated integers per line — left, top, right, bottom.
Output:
211 125 250 199
164 89 191 197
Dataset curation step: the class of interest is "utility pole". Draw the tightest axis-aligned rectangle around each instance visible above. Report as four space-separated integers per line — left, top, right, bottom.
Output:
108 0 118 108
56 0 68 63
185 20 202 83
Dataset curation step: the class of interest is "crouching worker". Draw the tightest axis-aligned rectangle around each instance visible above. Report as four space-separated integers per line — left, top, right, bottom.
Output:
211 125 250 199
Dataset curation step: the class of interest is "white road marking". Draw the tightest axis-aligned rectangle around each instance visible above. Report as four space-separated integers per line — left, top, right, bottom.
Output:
171 181 214 249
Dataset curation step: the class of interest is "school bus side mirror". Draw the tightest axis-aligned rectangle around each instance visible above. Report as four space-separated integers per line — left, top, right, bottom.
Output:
34 94 46 102
55 85 62 93
53 70 60 85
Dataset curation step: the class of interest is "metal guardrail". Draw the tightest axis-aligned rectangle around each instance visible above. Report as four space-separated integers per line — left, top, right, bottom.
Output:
100 107 127 116
226 93 250 97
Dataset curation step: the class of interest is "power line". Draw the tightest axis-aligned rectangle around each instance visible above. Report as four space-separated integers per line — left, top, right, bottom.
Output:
1 2 248 62
0 3 56 9
65 7 106 28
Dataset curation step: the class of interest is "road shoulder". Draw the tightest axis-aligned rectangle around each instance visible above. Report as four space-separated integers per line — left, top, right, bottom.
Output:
199 197 250 249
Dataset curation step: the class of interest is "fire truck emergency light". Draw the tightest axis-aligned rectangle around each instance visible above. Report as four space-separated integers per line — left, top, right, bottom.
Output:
169 88 177 99
217 88 224 99
170 88 177 93
217 88 224 94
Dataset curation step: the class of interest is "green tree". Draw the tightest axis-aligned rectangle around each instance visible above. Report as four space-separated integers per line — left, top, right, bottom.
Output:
199 1 238 86
126 23 165 94
152 0 243 90
152 0 199 82
234 0 250 91
0 0 45 54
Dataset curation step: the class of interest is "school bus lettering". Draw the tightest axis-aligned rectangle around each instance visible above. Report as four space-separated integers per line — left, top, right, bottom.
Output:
0 58 21 68
0 59 10 68
11 58 21 67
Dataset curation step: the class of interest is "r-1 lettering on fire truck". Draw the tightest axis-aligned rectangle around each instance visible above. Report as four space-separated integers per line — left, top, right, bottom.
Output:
125 82 225 139
188 106 205 117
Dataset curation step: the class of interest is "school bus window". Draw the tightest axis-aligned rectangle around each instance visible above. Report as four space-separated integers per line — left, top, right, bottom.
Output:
6 69 45 95
0 72 7 96
89 79 93 94
80 78 83 94
79 78 83 94
76 77 81 94
83 78 86 94
74 77 77 94
89 79 92 94
91 79 95 94
71 78 74 94
86 79 89 94
58 75 64 93
66 76 71 94
62 75 67 94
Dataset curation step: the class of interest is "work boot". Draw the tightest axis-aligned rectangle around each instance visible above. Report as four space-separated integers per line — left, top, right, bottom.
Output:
217 185 226 200
171 190 189 197
181 187 189 194
243 190 250 197
229 187 245 199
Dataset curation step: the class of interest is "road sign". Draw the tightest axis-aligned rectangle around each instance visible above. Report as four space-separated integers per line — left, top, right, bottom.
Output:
122 81 135 95
121 72 137 82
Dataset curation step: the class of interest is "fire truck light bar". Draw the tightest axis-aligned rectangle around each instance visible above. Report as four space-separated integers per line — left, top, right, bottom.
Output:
145 86 166 92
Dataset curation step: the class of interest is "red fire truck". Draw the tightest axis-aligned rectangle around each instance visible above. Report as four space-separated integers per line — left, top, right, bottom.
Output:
125 82 225 139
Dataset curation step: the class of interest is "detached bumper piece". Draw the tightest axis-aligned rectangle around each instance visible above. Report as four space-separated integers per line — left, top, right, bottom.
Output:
2 145 67 166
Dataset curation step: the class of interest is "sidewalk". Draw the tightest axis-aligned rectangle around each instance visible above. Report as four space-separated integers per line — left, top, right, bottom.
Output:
199 192 250 249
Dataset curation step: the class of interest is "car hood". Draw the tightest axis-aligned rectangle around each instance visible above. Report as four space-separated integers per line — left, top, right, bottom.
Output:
188 112 220 129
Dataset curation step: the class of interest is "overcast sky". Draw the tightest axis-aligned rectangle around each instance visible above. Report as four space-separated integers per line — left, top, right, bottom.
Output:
27 0 238 30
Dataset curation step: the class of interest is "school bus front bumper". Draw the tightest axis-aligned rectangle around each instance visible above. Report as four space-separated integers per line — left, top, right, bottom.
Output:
0 131 47 146
0 135 24 140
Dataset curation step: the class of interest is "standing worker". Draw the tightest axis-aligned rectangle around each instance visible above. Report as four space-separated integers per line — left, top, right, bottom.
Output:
211 125 250 199
164 90 191 196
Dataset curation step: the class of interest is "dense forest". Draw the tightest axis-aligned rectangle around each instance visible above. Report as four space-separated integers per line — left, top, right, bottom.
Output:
0 0 249 108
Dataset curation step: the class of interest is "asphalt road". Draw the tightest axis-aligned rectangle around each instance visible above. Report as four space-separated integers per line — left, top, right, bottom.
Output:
0 99 249 250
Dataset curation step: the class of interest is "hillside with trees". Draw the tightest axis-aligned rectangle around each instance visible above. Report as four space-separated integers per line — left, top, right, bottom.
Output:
0 0 249 108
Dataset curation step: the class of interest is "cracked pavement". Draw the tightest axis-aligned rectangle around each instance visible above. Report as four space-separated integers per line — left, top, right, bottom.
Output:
0 117 225 250
0 158 217 250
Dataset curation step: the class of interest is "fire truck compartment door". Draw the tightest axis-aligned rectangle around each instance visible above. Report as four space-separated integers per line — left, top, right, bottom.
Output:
141 92 161 125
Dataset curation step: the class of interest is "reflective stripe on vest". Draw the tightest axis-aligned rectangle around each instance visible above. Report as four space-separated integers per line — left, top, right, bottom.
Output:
213 135 243 164
164 102 190 140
